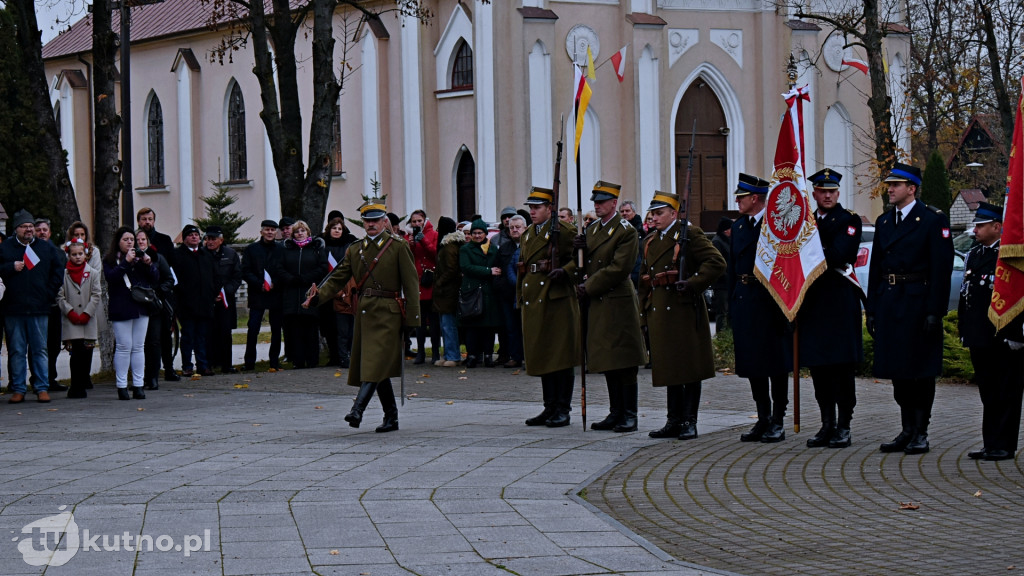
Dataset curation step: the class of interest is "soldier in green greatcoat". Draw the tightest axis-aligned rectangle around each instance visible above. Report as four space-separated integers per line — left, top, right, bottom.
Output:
517 187 580 427
573 181 648 432
640 192 725 440
306 199 421 433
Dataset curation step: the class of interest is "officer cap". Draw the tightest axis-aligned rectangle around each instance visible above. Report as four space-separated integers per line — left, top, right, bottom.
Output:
973 202 1003 224
591 181 622 202
647 191 681 212
736 173 770 197
359 199 388 220
884 162 922 186
809 168 843 190
525 187 554 205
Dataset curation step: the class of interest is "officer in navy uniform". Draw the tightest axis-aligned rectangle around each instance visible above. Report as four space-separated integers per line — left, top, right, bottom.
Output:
867 162 954 455
960 203 1022 461
799 169 863 448
729 173 792 443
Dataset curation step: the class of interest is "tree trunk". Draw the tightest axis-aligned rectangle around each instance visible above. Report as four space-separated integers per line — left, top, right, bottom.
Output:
979 1 1015 154
302 0 342 233
863 0 896 169
7 0 80 232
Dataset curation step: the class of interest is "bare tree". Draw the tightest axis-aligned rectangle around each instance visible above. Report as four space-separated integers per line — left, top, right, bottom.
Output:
91 0 122 253
977 0 1024 153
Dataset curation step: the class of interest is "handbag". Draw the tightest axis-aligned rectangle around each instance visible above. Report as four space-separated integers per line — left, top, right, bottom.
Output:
420 268 435 288
124 275 162 314
458 285 484 319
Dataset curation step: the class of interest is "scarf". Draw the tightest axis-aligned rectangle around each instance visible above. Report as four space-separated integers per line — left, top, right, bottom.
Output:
66 260 88 285
294 236 312 247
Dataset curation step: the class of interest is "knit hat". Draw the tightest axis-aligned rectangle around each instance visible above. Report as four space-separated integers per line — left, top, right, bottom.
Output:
470 219 489 233
10 210 34 229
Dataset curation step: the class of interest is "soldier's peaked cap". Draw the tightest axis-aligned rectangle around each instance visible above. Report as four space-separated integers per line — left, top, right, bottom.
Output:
359 199 388 219
973 202 1003 224
884 162 922 186
809 168 843 189
525 187 555 205
735 173 770 196
647 191 680 212
590 181 622 202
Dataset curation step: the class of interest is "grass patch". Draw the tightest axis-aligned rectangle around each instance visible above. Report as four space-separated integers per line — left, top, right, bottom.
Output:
713 328 735 372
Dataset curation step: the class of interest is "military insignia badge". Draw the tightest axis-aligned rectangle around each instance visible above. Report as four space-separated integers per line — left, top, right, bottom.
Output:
942 228 950 238
847 226 856 236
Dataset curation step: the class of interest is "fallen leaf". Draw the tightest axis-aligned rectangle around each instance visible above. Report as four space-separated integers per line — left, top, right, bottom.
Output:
252 423 262 427
334 372 342 378
458 376 468 380
183 394 194 398
511 370 521 375
459 370 467 374
233 384 249 389
137 407 145 411
421 374 430 378
329 550 339 555
268 368 278 373
47 409 58 412
407 393 418 398
1007 565 1015 570
190 374 202 381
415 380 425 384
446 401 454 405
314 406 324 410
898 501 919 510
974 490 983 497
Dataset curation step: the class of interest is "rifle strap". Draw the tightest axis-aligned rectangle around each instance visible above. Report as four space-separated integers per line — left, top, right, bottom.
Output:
642 232 682 267
355 237 394 293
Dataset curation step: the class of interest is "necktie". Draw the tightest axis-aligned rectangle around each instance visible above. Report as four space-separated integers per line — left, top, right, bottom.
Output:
896 210 903 227
750 216 757 227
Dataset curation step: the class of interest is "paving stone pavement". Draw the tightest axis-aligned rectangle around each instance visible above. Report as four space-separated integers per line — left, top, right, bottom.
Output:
0 360 1016 576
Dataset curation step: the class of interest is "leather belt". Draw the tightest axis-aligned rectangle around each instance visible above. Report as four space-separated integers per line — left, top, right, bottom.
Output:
519 260 552 275
646 270 679 287
360 288 399 298
737 274 756 285
887 273 926 285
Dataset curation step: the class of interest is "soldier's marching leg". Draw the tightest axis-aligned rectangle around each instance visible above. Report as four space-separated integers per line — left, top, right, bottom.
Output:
678 381 702 440
546 368 574 428
807 366 837 447
613 367 639 433
592 379 622 431
761 374 789 443
375 379 399 433
741 377 772 442
345 382 378 428
526 377 556 426
650 385 684 438
904 378 935 454
830 364 856 448
881 380 916 452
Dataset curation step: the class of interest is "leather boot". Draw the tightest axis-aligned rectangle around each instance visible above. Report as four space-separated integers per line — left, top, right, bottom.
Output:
117 387 131 401
678 382 701 440
375 380 399 433
880 407 915 452
144 376 159 391
829 407 853 448
345 382 377 428
164 369 181 382
592 382 622 430
807 405 835 448
545 371 573 427
526 379 556 426
132 386 146 400
591 414 618 431
613 383 639 433
761 406 786 443
904 408 930 454
741 401 772 442
650 386 684 438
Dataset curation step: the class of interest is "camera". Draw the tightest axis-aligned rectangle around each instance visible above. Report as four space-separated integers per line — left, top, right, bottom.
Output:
134 248 145 258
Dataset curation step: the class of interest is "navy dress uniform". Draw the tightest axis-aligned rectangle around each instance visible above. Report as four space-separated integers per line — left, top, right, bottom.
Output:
798 169 863 448
313 199 421 433
578 182 648 433
518 187 581 427
640 192 726 440
867 162 954 454
960 203 1023 461
729 174 792 443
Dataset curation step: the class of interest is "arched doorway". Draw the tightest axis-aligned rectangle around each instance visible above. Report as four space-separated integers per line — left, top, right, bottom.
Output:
455 147 476 222
675 80 729 230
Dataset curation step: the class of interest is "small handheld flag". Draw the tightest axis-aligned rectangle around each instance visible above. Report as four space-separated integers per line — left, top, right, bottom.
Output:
328 252 338 269
23 245 40 270
263 270 273 291
220 287 230 309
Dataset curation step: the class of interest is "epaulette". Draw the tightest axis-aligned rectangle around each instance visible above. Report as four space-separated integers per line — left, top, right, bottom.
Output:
620 219 632 228
847 208 858 216
923 204 944 215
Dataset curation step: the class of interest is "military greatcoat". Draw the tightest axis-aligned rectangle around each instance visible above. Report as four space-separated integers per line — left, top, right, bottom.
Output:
582 214 648 373
866 201 953 379
958 241 999 348
640 221 726 386
317 231 421 387
728 215 792 377
797 204 863 366
517 218 580 376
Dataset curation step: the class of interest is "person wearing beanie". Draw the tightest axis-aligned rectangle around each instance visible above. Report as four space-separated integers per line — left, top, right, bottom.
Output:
242 219 284 370
173 223 217 377
433 217 466 367
459 219 502 368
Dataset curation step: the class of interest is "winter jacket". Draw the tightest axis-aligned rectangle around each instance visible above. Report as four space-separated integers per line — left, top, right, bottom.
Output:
57 267 101 340
0 236 64 316
410 220 438 300
270 237 329 316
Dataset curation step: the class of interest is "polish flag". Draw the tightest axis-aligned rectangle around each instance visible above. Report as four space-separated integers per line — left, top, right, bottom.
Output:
610 45 628 83
220 287 229 308
841 58 869 75
23 245 40 270
263 270 273 291
990 75 1024 330
328 252 338 269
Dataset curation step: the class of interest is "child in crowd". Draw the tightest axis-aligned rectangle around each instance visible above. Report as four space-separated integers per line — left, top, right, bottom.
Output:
56 239 101 398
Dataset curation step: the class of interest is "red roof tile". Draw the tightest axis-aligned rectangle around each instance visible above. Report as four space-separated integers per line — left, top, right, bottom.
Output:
956 189 987 210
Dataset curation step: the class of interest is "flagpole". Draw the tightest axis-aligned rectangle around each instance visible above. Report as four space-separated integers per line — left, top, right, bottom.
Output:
577 137 588 432
793 322 800 433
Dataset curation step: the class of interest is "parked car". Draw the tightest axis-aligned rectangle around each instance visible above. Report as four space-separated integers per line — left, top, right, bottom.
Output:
854 225 965 311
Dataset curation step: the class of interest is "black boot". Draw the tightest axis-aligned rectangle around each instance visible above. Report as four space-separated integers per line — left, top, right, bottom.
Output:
164 369 181 382
741 401 772 442
375 380 399 433
807 405 835 448
613 383 639 433
413 351 426 365
761 409 786 443
345 382 377 428
650 386 684 438
144 376 159 391
904 408 930 454
527 378 556 426
591 414 618 431
592 382 622 430
829 407 853 448
678 382 701 440
132 386 146 400
117 387 131 401
545 370 573 427
880 407 916 452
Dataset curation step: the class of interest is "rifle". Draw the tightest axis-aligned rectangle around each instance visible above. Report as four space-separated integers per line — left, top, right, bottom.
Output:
677 119 697 285
549 116 565 267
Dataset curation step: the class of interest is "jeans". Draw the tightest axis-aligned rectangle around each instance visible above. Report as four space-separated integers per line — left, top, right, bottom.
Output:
113 316 149 388
245 307 283 368
6 315 49 394
440 313 461 361
179 315 210 372
499 297 523 362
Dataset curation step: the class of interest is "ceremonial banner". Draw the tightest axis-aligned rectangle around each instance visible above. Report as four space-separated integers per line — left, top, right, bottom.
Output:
754 86 826 321
989 77 1024 330
572 65 592 161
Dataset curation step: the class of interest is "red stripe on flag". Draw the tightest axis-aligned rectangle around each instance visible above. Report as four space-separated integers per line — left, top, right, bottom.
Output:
990 75 1024 330
841 59 869 74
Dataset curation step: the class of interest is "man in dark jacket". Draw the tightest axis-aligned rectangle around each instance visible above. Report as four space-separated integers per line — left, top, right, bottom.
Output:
0 210 64 403
33 217 69 393
243 220 284 370
174 224 217 376
204 226 243 373
137 206 179 380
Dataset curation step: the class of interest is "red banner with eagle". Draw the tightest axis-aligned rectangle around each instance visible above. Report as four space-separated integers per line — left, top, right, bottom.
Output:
754 86 826 321
989 76 1024 331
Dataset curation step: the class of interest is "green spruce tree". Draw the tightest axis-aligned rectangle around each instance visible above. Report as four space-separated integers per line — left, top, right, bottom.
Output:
192 180 253 244
921 149 952 214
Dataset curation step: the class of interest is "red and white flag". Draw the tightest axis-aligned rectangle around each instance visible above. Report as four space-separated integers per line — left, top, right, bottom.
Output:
328 252 338 269
990 76 1024 330
610 45 628 83
23 245 40 270
220 287 229 309
263 270 273 291
754 85 827 321
841 58 869 75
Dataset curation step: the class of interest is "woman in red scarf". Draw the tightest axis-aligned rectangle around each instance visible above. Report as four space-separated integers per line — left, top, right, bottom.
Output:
56 240 102 397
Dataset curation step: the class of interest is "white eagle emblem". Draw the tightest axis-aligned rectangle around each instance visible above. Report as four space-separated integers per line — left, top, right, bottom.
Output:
771 187 803 234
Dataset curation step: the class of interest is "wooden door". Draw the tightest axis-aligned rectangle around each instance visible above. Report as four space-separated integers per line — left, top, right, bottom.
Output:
455 150 476 222
675 80 729 230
